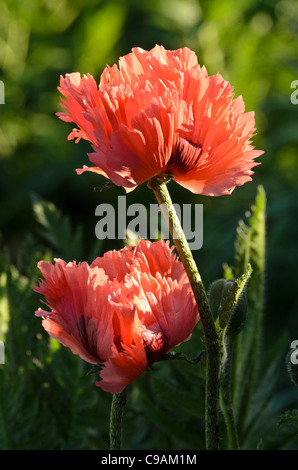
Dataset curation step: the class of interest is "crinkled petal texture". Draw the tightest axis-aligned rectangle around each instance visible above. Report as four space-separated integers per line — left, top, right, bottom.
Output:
58 45 263 196
34 240 199 394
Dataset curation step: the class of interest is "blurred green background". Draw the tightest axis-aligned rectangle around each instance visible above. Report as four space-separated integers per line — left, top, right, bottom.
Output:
0 0 298 450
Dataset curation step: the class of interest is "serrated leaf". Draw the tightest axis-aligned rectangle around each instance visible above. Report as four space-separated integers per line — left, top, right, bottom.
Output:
138 378 204 449
217 264 252 331
279 410 298 428
228 186 267 440
31 193 84 260
151 376 205 420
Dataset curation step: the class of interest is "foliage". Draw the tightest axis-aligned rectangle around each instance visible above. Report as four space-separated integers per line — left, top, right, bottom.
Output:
0 0 297 451
0 186 297 450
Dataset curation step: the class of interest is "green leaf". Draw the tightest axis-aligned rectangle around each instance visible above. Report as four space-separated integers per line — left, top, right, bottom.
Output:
31 193 83 260
227 186 267 441
137 376 204 449
31 193 102 262
217 264 252 331
279 410 298 428
151 376 205 420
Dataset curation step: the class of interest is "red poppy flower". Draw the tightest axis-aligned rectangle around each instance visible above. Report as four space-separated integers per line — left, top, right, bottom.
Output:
57 45 263 196
34 240 199 394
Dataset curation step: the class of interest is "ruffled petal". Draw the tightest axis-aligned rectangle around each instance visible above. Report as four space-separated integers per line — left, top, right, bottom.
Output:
35 240 199 393
97 336 148 394
34 259 114 363
57 46 263 195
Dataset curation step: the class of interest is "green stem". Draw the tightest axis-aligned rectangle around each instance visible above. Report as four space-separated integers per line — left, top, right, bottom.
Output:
109 389 126 450
220 336 240 450
148 176 220 450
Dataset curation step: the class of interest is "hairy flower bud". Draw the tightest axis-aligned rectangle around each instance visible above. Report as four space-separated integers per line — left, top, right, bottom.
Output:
208 278 247 337
226 287 247 338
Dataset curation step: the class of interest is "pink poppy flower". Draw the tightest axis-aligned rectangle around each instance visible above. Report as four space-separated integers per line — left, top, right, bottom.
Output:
57 45 263 196
34 240 199 394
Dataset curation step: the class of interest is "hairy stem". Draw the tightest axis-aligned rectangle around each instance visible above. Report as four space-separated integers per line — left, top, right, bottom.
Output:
220 336 240 450
148 176 220 450
109 389 126 450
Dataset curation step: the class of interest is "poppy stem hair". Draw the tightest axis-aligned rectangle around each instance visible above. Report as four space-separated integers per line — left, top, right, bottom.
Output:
109 388 127 450
219 336 240 450
148 176 220 450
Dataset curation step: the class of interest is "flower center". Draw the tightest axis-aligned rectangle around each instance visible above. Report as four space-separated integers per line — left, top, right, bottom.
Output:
166 137 202 175
77 316 99 359
142 328 168 364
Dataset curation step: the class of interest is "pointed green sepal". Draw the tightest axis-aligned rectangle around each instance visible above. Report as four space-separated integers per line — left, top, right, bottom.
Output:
208 264 252 337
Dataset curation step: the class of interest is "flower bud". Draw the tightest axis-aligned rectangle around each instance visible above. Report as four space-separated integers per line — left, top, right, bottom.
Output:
208 278 247 337
226 289 247 338
208 278 228 320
